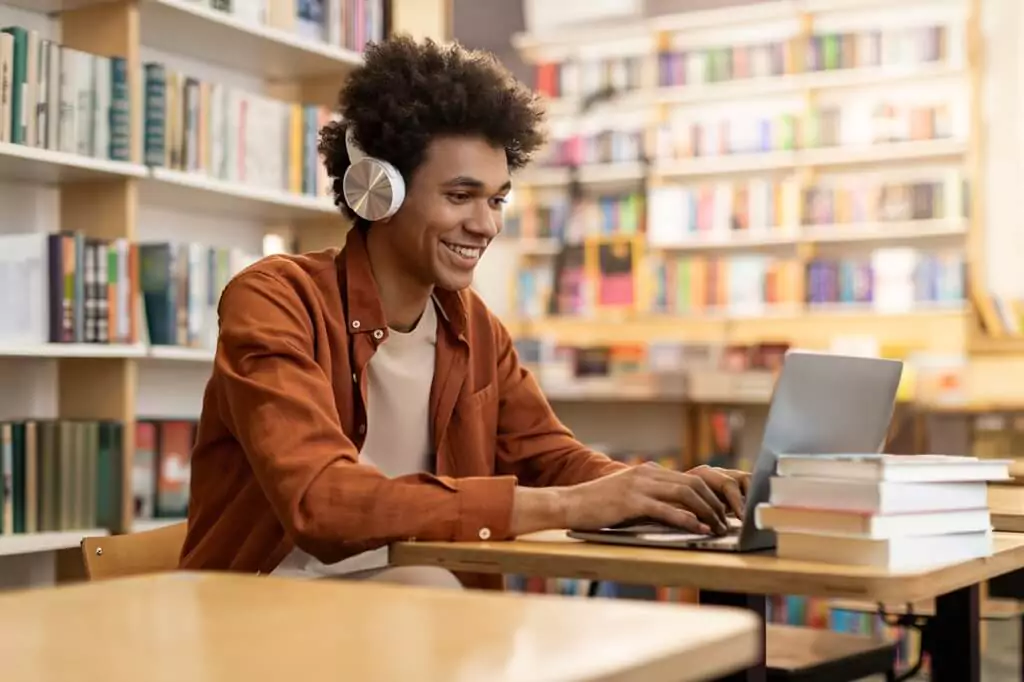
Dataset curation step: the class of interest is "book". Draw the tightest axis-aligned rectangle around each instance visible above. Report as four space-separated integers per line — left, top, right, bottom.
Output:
133 419 198 522
755 505 992 539
776 530 993 569
767 476 989 514
775 453 1012 482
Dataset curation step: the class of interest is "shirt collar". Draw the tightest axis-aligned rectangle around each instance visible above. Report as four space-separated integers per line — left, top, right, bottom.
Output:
340 227 468 339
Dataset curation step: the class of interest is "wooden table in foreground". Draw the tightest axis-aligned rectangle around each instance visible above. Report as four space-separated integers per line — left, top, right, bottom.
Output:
0 571 760 682
391 531 1024 682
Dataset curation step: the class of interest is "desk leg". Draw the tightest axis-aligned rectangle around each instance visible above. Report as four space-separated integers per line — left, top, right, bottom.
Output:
700 590 767 682
930 584 980 682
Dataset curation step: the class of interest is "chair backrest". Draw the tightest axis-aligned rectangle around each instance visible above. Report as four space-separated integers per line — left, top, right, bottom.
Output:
81 522 188 581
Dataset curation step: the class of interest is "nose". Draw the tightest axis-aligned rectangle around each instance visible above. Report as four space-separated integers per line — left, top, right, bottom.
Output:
466 201 500 240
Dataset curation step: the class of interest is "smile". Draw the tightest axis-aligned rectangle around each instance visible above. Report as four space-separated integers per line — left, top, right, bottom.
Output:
442 242 483 261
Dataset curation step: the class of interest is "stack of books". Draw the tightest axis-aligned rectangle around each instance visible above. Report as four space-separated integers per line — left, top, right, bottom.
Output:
755 454 1011 569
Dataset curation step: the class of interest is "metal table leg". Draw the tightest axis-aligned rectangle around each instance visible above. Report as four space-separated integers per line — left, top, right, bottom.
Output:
929 584 981 682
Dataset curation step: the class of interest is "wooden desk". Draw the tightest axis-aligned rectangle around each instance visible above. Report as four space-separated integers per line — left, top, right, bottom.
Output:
990 485 1024 532
392 531 1024 682
393 531 1024 603
1 571 761 682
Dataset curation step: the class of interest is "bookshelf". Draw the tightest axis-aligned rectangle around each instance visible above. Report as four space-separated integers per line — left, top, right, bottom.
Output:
0 0 449 581
501 0 996 418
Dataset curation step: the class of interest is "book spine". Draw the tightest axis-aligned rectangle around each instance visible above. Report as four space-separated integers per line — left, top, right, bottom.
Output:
109 56 130 161
143 62 166 166
1 27 27 144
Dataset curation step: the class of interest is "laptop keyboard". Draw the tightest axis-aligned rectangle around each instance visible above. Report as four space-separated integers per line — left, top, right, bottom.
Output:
605 515 743 536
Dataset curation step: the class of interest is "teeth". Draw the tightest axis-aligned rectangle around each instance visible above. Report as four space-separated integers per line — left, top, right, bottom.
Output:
444 243 481 259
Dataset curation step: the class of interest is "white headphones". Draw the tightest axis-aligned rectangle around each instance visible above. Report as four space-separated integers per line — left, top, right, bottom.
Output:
342 125 406 222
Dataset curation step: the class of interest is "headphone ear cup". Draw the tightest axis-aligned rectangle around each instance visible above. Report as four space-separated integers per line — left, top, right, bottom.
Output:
342 157 406 222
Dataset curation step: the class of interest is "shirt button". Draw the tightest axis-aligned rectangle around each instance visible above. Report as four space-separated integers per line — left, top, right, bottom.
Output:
478 527 491 540
351 373 358 383
351 320 361 329
358 423 366 435
372 329 384 340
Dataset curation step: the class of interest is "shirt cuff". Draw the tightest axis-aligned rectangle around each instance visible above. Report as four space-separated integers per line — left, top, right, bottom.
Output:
454 475 517 542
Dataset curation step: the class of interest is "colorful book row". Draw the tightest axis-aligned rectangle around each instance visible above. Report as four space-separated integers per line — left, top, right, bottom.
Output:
0 420 124 535
143 63 337 198
0 232 260 349
0 26 130 160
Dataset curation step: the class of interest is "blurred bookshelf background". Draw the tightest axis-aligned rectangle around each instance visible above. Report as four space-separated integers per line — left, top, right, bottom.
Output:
0 0 1023 676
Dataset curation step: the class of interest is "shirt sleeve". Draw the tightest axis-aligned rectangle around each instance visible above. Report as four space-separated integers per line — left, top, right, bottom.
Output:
214 270 516 563
491 316 629 487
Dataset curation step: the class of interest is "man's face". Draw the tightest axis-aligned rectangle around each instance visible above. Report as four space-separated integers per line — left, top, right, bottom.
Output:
382 135 511 291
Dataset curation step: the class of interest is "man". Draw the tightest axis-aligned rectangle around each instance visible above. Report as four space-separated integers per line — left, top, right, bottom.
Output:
180 36 749 588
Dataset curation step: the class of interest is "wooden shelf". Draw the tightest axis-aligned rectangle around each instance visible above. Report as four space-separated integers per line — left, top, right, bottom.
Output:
0 529 108 557
969 336 1024 356
654 64 962 107
141 168 338 220
527 219 963 255
515 307 968 351
0 344 220 362
146 346 215 363
655 231 798 252
654 151 797 179
803 218 967 245
650 140 965 182
0 144 147 185
514 162 647 188
139 0 362 79
0 343 147 359
1 0 112 13
801 138 967 168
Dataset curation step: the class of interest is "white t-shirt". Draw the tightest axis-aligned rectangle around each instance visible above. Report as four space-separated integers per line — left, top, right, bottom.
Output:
271 301 438 578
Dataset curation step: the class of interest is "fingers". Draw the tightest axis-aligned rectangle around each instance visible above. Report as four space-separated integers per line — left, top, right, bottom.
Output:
683 477 730 531
644 467 729 528
700 469 747 519
720 479 746 520
719 468 752 495
642 500 709 535
645 479 728 534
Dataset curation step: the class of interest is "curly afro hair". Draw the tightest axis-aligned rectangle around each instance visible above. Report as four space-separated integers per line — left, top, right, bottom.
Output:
319 34 547 222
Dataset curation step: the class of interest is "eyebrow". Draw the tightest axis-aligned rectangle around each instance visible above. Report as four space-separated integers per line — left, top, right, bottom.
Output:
442 176 512 193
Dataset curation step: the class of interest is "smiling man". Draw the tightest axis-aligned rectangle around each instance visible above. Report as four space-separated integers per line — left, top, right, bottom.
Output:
179 36 749 588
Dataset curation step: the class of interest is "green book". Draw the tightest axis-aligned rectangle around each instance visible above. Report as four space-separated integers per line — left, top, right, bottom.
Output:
823 34 839 71
1 26 27 144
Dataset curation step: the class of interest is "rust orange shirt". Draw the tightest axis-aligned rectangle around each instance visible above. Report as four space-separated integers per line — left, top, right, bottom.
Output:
179 227 626 579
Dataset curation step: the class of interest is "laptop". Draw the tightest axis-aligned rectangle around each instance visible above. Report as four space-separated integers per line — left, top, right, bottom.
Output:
566 350 904 553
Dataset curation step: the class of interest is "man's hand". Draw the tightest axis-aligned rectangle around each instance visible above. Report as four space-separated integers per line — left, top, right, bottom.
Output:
687 464 750 520
560 462 741 535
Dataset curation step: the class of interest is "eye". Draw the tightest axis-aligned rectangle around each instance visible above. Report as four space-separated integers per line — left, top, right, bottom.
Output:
490 195 509 209
446 192 471 204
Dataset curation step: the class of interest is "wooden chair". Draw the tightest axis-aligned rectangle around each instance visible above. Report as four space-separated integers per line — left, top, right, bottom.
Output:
766 624 897 682
80 522 188 581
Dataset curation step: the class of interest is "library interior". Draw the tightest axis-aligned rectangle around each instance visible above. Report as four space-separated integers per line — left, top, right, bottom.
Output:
6 0 1024 680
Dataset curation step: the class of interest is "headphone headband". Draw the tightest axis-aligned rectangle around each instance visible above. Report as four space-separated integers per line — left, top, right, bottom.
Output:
345 125 366 164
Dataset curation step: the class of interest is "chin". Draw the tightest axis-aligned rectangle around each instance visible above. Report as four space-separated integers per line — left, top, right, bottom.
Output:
434 271 475 292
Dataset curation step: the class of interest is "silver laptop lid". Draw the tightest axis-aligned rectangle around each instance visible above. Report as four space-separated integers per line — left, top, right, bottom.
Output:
737 350 903 551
